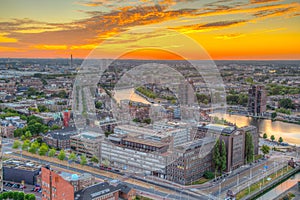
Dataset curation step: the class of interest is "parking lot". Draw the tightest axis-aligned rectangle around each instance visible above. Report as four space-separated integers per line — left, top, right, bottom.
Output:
3 181 42 200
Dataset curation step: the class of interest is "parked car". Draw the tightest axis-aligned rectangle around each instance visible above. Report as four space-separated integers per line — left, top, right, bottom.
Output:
12 184 20 188
5 182 13 187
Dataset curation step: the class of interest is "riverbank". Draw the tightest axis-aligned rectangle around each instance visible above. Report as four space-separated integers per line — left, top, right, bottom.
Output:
228 111 300 125
210 113 300 146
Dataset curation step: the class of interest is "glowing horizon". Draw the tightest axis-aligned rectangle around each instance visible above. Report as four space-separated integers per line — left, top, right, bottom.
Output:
1 0 300 60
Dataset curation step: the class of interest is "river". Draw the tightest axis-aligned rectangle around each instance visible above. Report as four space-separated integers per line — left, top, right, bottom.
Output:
211 113 300 146
256 172 300 200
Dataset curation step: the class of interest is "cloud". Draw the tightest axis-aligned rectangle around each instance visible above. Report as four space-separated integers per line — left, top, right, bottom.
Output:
0 33 18 43
253 6 298 18
1 0 300 58
215 33 245 40
250 0 282 4
172 20 248 33
32 45 68 50
0 46 18 51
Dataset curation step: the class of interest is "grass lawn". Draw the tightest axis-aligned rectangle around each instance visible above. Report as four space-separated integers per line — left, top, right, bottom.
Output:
191 177 210 185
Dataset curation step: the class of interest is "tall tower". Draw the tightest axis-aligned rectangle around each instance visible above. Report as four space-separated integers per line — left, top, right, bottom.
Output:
248 85 267 116
70 54 73 68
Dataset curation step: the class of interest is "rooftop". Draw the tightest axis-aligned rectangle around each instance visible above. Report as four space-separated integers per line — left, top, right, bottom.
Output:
198 123 236 134
4 159 41 171
74 182 120 200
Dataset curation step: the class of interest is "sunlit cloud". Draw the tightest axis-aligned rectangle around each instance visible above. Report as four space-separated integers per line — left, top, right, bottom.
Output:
0 0 300 59
70 44 98 50
214 33 245 40
0 33 18 43
32 44 68 50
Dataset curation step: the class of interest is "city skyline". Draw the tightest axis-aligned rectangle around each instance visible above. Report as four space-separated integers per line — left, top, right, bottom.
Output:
0 0 300 60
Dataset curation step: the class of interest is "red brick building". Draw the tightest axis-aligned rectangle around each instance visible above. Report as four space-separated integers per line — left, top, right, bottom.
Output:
41 167 74 200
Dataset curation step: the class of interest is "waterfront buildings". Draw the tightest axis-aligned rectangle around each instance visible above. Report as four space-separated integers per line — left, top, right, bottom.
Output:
248 85 267 116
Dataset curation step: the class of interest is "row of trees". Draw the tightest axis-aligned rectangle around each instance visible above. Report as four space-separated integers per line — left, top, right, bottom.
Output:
136 86 157 99
0 191 35 200
263 133 283 143
12 140 98 166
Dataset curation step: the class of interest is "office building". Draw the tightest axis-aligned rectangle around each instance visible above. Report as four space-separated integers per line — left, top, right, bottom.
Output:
197 124 259 171
70 131 103 158
166 137 215 184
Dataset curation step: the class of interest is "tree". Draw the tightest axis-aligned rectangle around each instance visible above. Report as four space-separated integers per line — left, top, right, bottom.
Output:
263 133 268 139
48 148 56 157
38 143 49 156
279 98 294 109
57 150 66 160
68 152 77 161
220 140 227 172
261 145 270 156
245 132 254 163
95 101 102 109
28 141 39 154
18 191 25 200
271 112 277 119
102 159 110 167
27 194 36 200
8 191 13 199
21 135 26 141
278 137 283 143
80 154 87 165
37 105 49 112
14 128 24 137
13 191 19 200
213 139 221 174
203 171 214 179
22 140 30 151
2 192 8 200
12 140 21 149
270 135 275 142
25 131 32 139
91 156 99 163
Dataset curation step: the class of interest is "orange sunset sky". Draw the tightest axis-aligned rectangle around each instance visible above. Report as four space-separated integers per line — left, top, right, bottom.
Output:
0 0 300 60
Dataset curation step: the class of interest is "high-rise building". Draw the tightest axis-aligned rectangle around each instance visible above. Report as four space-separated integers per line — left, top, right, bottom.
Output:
248 85 267 116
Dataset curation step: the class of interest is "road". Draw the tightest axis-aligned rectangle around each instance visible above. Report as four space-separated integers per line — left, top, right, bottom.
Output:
4 151 207 200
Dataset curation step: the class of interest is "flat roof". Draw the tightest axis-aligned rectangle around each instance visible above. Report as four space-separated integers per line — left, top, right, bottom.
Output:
123 136 168 148
4 159 41 171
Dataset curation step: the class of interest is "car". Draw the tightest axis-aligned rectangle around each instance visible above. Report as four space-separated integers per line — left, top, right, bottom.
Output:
31 187 35 191
12 184 20 188
5 182 13 187
38 188 42 193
